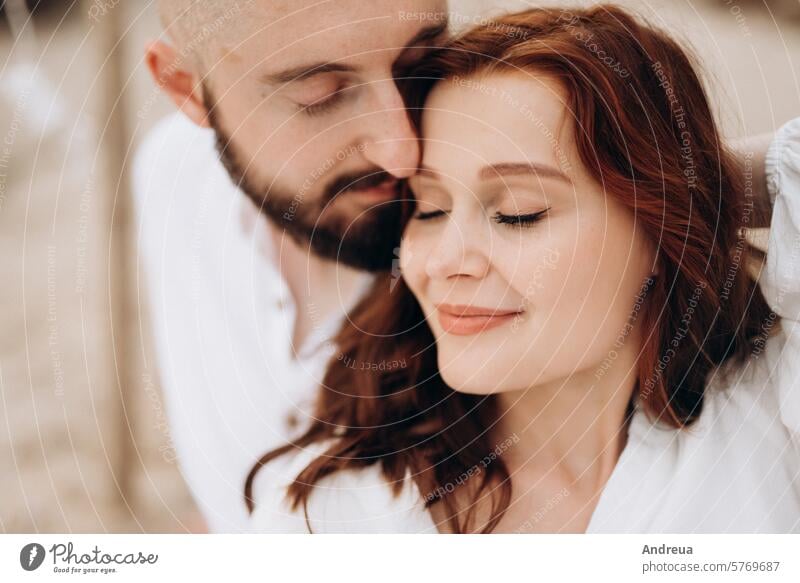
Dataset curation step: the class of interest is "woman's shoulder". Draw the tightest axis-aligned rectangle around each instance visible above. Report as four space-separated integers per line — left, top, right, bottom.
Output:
248 440 436 533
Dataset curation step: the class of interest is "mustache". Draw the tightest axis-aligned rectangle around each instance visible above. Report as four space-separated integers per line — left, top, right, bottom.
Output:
324 169 397 201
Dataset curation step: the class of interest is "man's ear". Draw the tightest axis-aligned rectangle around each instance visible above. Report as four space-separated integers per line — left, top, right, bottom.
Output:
145 40 210 128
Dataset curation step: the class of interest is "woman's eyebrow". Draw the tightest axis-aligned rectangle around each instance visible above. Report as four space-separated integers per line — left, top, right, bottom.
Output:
479 162 571 183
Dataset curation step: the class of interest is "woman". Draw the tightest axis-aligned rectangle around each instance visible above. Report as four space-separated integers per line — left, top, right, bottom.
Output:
245 5 800 533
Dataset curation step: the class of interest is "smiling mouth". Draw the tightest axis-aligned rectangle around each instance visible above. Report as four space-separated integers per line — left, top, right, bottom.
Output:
435 304 523 336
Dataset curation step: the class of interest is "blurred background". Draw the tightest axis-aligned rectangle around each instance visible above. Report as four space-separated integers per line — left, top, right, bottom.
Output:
0 0 797 533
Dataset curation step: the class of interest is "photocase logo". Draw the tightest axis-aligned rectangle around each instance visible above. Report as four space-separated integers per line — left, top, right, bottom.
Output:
390 243 408 292
20 543 46 571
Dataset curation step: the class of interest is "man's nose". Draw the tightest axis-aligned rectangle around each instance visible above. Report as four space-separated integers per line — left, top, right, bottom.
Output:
361 81 420 179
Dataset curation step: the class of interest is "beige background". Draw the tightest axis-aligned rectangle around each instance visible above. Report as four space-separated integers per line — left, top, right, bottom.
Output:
0 0 797 532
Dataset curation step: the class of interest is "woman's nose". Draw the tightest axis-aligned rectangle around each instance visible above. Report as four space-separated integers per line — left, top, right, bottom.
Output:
425 215 490 280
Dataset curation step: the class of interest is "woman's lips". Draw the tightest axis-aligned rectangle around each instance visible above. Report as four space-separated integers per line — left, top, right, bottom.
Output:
435 304 523 336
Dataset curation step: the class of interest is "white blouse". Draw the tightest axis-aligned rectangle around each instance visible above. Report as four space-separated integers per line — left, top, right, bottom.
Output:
249 118 800 534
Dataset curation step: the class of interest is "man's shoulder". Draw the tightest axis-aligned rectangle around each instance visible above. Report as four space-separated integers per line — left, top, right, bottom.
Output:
131 112 225 204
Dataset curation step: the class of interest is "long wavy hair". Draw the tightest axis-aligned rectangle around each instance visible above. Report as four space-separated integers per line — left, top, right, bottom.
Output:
244 5 775 533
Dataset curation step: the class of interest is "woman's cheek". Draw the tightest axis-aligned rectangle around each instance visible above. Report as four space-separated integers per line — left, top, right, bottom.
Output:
525 232 603 322
505 244 566 308
566 224 638 327
506 226 577 307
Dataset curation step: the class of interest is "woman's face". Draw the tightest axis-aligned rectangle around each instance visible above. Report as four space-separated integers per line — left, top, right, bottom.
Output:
401 71 657 394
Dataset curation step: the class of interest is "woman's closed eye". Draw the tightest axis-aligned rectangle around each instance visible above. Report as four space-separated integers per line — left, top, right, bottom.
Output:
412 207 550 228
493 208 550 228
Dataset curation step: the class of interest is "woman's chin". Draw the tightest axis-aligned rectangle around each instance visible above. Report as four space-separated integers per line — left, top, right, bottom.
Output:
437 359 515 396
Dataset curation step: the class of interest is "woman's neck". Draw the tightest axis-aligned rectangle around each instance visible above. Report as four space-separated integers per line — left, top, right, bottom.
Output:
493 352 638 494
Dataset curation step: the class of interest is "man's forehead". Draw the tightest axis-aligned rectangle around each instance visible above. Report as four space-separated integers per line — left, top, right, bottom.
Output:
235 0 449 63
252 0 448 23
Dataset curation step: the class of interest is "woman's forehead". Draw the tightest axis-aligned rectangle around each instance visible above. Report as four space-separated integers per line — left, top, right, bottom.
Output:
420 74 575 173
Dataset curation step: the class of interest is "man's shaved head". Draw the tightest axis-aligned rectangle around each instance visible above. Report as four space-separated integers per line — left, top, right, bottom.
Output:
157 0 253 68
158 0 225 38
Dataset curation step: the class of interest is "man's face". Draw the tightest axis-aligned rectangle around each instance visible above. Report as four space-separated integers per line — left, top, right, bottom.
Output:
200 0 448 270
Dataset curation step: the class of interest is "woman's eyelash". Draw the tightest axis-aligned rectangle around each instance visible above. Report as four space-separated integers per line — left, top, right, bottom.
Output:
412 208 550 227
493 208 550 227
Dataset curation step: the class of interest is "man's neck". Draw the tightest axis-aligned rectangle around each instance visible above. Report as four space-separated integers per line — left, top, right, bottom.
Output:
267 224 366 356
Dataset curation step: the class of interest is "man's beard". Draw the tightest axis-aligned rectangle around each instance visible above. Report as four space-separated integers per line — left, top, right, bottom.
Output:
202 86 403 272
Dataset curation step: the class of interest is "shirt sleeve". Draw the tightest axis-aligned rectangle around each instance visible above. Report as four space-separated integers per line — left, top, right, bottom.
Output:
760 117 800 450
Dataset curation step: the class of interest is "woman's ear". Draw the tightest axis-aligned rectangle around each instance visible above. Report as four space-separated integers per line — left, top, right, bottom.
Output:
144 40 210 128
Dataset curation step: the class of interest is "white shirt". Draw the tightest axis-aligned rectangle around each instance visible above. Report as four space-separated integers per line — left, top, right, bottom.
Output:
131 113 369 532
249 117 800 534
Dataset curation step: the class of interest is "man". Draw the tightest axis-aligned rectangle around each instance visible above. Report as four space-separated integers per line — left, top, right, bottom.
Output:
133 0 449 532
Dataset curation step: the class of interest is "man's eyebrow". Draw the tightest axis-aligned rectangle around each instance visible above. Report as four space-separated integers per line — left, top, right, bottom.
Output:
259 21 449 86
259 62 359 85
479 162 571 183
